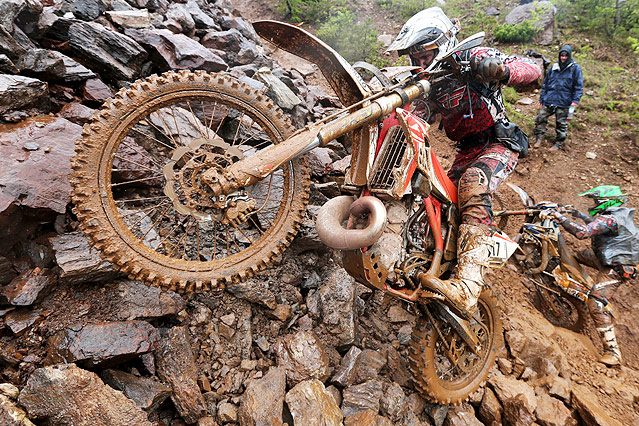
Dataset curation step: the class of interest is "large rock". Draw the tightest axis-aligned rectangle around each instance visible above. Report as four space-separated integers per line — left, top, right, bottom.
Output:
18 363 151 426
275 330 331 388
345 409 393 426
285 379 342 426
254 68 303 111
125 28 226 72
478 387 502 425
238 367 286 426
200 28 260 67
112 279 185 320
227 278 277 309
352 349 387 385
0 75 48 115
106 9 152 29
535 393 577 426
379 382 408 423
331 345 362 387
184 0 219 29
68 21 147 82
46 321 159 367
0 0 26 32
571 387 623 426
4 309 41 335
16 49 66 80
155 326 207 424
50 232 119 284
488 372 537 414
502 394 535 426
0 267 54 306
0 116 80 214
101 369 171 411
341 380 384 418
505 2 556 45
60 0 107 21
317 267 357 347
445 403 483 426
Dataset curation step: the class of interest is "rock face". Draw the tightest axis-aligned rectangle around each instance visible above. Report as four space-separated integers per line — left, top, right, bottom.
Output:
0 116 81 214
275 330 331 388
505 1 556 45
46 321 159 367
18 363 151 426
238 367 286 426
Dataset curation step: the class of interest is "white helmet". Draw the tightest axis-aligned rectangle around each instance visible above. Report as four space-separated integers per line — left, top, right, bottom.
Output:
387 7 460 70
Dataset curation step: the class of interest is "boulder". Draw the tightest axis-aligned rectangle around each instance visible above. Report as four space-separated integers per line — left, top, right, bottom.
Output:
0 393 36 426
285 379 342 426
502 394 535 426
535 393 577 426
81 78 113 103
50 232 119 284
0 75 48 115
4 309 40 335
478 387 502 425
341 379 383 418
380 382 408 422
505 2 556 45
18 363 151 426
353 349 387 385
238 367 286 426
488 372 537 414
46 321 159 367
16 49 66 81
254 68 302 111
60 0 107 21
445 403 483 425
111 279 185 320
0 0 26 32
317 267 357 347
571 387 623 426
184 0 219 29
0 267 54 306
275 330 331 388
106 9 152 29
0 54 18 74
331 345 362 387
56 102 96 125
101 369 171 411
227 278 277 309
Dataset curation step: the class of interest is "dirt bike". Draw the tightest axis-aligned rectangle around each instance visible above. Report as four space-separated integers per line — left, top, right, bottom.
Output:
496 184 603 332
70 21 517 404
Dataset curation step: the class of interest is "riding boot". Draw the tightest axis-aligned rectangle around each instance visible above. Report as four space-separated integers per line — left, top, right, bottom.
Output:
533 135 542 148
419 224 490 318
596 324 622 367
550 139 564 151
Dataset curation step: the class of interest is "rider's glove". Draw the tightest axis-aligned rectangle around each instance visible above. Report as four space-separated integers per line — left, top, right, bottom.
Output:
539 209 562 221
471 56 509 82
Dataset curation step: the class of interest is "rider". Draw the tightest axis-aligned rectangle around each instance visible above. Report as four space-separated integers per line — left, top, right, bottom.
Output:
544 186 639 366
387 7 542 317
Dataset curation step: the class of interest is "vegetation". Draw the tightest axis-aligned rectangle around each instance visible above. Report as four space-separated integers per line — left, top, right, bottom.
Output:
494 21 536 43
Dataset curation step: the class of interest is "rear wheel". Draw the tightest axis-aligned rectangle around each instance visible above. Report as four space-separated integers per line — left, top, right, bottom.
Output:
408 288 503 405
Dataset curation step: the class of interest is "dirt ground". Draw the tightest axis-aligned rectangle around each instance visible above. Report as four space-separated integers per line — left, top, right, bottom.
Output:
230 1 639 423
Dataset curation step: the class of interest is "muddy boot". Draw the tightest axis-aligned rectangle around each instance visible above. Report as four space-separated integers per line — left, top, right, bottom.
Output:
550 139 564 151
419 224 490 318
597 325 622 367
533 135 542 148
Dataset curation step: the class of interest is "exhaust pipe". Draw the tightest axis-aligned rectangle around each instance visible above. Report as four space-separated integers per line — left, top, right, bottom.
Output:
315 195 387 250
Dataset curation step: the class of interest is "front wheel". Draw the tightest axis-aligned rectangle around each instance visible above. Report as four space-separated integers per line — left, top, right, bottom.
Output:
408 288 503 405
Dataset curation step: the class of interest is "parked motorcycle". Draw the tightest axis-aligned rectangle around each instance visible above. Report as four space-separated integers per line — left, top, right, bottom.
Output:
496 184 603 332
70 21 517 404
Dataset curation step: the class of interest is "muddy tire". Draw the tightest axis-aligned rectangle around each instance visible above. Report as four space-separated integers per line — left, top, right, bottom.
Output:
70 71 310 293
408 288 503 405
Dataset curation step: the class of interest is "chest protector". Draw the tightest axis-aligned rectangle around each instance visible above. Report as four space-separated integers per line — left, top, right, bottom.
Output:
593 207 639 266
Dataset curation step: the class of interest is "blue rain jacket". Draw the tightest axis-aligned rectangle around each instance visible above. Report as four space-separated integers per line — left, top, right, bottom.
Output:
539 45 583 108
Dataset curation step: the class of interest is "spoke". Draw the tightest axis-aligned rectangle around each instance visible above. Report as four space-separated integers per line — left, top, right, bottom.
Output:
213 109 229 137
110 175 163 187
186 100 207 139
130 127 176 151
256 211 274 227
248 215 264 235
236 227 255 245
226 227 231 255
124 202 167 232
113 154 159 174
119 201 171 218
120 139 165 170
115 195 168 204
171 105 185 146
196 222 201 261
141 204 173 241
204 100 217 136
234 126 262 147
158 215 189 249
155 110 180 147
168 218 195 257
231 112 246 146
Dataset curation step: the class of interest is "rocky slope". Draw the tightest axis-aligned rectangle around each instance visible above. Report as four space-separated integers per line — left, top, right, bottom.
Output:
1 1 638 426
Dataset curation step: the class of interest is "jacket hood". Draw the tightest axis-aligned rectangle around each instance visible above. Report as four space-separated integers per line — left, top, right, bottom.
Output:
559 45 573 61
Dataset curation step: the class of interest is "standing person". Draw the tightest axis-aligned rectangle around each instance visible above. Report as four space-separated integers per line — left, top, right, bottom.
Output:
386 7 542 317
533 45 583 150
544 186 639 366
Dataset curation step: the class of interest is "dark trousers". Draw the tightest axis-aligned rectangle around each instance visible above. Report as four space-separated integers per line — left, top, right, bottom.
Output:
575 249 623 327
534 105 569 142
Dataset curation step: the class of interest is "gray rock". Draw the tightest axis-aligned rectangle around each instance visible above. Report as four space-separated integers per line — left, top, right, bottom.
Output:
331 345 362 387
201 28 260 67
0 26 26 62
68 21 147 82
0 0 26 32
112 279 185 320
16 49 66 80
61 0 107 21
50 232 119 284
317 267 357 347
485 6 500 16
254 68 302 111
341 379 383 418
18 363 151 426
0 54 18 73
102 369 171 411
165 3 195 35
4 309 40 335
184 0 219 29
106 9 152 29
0 75 48 115
125 28 226 72
46 321 159 367
155 326 207 424
238 367 286 426
505 2 556 45
285 379 342 426
0 267 54 306
275 330 330 388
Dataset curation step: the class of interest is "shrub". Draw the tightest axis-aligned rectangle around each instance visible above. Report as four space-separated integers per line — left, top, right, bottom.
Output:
376 0 431 20
493 21 536 43
277 0 347 24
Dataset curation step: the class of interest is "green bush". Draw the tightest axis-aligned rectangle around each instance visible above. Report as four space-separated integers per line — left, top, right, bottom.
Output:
277 0 347 24
316 10 386 65
493 21 536 43
376 0 432 20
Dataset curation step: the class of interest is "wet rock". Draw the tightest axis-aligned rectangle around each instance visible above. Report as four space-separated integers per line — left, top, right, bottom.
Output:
50 232 119 284
165 3 195 35
56 102 95 125
317 267 357 347
217 401 237 423
0 54 18 74
306 147 338 177
68 21 147 82
0 116 81 213
254 68 302 111
0 383 19 399
102 369 171 411
112 279 185 320
502 393 535 426
227 278 277 309
184 0 219 29
0 267 54 306
46 321 159 367
445 403 483 425
4 309 40 335
18 363 151 426
331 345 362 387
285 379 342 426
16 49 66 81
155 326 207 424
478 387 502 425
345 409 392 426
81 78 114 103
0 393 36 426
571 387 623 426
489 372 537 414
0 75 48 115
380 382 408 422
238 366 286 426
125 28 226 72
106 9 152 29
505 2 556 45
275 330 330 388
535 393 576 426
58 54 95 82
60 0 107 21
353 349 387 384
341 379 383 418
